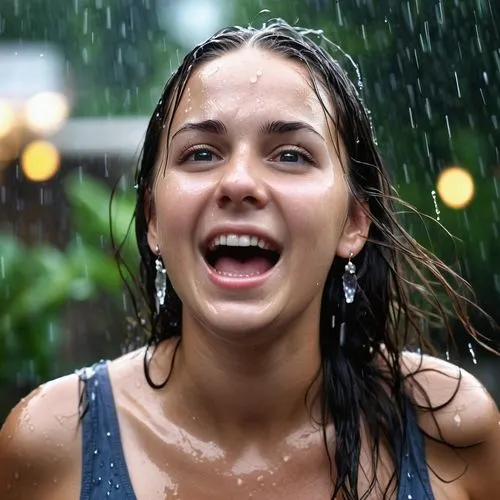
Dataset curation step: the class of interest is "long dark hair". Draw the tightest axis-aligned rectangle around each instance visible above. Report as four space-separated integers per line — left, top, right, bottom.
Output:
120 19 494 500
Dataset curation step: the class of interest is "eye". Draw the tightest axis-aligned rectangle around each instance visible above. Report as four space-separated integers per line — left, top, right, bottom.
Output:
190 149 214 162
274 147 315 165
180 146 219 163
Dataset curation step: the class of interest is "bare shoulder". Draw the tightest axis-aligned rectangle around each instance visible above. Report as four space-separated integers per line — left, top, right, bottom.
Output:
401 351 498 445
0 372 83 500
401 351 500 499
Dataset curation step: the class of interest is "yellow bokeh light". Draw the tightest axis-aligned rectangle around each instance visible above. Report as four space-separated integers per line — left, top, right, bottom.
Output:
24 92 69 135
21 140 60 182
0 100 16 139
436 166 475 209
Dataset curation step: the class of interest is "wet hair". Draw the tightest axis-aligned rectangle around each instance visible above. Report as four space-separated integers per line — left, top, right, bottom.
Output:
120 19 494 500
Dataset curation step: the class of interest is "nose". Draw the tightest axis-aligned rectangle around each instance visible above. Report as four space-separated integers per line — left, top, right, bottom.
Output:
215 150 268 210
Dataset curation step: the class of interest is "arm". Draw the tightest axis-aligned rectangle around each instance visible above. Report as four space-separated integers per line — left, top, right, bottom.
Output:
459 390 500 500
0 374 83 500
402 352 500 499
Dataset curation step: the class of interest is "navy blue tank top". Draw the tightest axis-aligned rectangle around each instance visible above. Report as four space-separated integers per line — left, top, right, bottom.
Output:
77 361 435 499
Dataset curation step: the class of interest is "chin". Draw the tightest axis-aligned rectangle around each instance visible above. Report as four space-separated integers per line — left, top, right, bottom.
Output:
192 303 285 341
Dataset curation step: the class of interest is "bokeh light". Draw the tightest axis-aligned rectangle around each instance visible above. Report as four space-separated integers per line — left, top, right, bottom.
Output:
21 140 60 182
436 166 475 209
24 92 69 135
0 99 16 139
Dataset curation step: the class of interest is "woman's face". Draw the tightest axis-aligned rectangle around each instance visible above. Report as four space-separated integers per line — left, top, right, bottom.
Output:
148 47 369 338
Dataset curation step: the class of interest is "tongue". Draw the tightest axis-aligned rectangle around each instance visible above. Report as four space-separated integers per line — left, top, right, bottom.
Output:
214 256 273 277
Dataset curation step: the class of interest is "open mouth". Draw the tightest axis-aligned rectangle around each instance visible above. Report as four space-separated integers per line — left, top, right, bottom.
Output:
203 234 281 278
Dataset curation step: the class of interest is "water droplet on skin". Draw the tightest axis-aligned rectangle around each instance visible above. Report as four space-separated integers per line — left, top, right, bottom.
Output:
237 478 243 486
453 412 462 426
257 475 264 482
14 472 19 480
283 455 290 462
249 76 258 83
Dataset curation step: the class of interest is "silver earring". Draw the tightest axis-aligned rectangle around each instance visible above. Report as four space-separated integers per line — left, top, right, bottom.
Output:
342 252 357 304
154 245 167 314
339 253 357 347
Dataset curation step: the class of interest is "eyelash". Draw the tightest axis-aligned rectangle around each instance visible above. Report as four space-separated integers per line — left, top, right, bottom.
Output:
274 145 315 164
177 143 315 165
178 143 216 163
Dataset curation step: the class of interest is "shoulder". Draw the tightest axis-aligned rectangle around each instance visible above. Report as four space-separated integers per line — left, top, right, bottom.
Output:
401 351 500 498
0 371 83 499
400 351 497 446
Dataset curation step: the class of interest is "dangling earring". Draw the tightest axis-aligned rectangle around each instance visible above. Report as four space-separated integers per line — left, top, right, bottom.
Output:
154 245 167 314
339 252 357 347
342 252 357 304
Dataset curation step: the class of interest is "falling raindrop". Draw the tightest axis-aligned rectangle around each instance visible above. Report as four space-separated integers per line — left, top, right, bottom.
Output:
431 190 441 221
468 343 478 365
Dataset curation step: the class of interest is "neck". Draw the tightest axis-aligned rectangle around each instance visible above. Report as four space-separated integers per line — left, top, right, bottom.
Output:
163 314 323 449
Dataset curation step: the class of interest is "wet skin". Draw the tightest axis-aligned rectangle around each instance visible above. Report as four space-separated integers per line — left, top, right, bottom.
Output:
0 48 499 500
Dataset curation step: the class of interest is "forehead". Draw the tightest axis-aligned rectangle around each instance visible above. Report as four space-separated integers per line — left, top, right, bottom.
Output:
170 47 331 130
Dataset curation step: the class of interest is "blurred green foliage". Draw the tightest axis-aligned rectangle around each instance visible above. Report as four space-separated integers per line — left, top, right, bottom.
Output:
0 176 135 388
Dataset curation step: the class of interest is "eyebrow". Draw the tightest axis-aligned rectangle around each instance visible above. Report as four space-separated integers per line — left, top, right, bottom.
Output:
171 119 324 141
260 120 324 140
171 119 227 140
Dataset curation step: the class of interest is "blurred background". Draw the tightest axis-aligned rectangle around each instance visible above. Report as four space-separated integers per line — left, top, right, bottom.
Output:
0 0 498 421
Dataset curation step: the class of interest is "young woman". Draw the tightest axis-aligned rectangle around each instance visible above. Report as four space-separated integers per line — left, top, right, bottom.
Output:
0 20 498 500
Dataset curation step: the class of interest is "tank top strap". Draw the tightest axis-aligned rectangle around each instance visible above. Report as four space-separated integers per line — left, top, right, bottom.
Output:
77 361 136 500
397 397 435 500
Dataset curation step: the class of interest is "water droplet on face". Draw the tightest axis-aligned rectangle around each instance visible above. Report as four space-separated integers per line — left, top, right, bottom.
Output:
282 455 290 463
249 76 258 84
257 475 264 482
237 478 243 486
453 411 462 426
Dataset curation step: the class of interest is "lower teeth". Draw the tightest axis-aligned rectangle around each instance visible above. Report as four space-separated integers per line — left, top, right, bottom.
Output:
215 270 262 278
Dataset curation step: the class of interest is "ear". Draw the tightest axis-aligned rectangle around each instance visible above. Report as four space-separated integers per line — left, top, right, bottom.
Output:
145 189 159 253
336 199 371 259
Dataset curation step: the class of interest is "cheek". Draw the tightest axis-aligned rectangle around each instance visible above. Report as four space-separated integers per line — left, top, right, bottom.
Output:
282 177 348 247
152 178 199 266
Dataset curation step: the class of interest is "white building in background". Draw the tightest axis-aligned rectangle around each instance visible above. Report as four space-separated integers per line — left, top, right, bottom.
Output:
51 117 148 160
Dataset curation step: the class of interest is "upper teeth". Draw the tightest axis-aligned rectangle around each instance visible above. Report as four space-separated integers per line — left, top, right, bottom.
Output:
209 234 274 250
